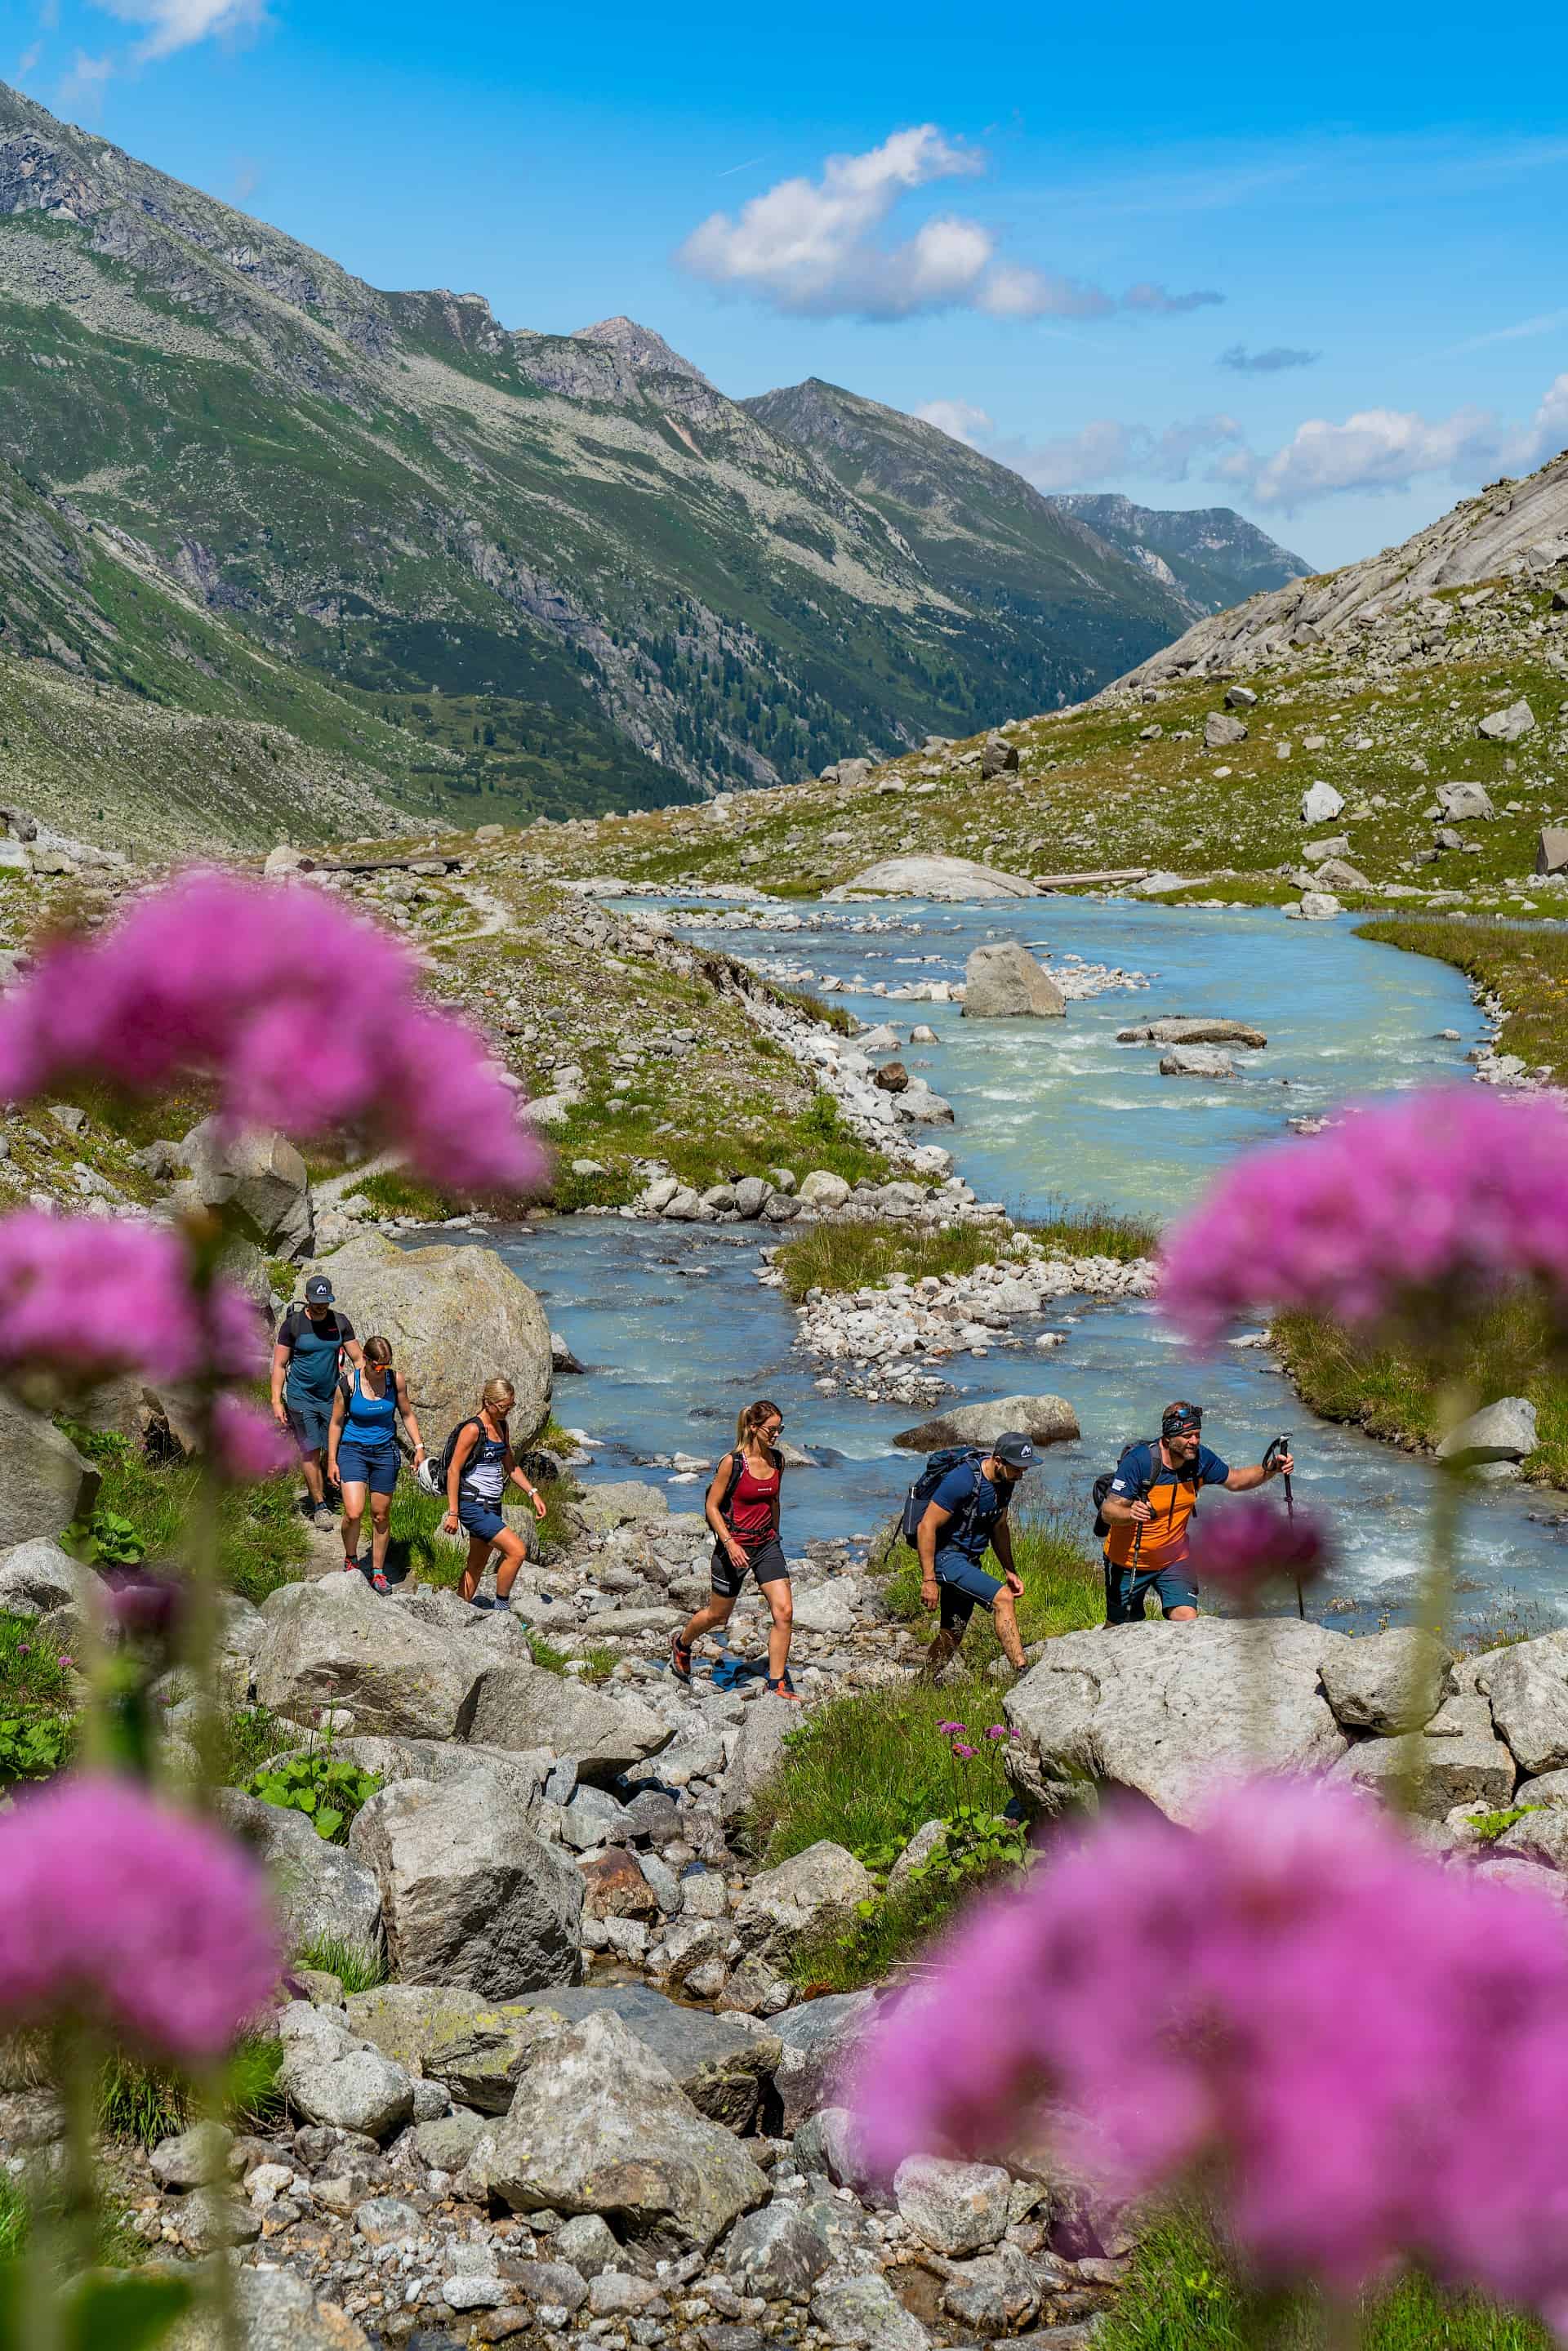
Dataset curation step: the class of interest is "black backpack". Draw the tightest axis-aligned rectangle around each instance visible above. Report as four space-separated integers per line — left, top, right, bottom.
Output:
418 1414 492 1496
900 1446 987 1548
1091 1440 1156 1538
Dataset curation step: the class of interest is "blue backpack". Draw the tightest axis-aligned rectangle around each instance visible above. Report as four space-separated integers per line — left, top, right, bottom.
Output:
900 1446 986 1548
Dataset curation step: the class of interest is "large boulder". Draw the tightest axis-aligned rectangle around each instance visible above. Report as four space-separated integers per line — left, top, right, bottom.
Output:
1159 1045 1236 1079
1330 1696 1513 1818
1203 711 1248 749
302 1229 552 1445
285 2048 414 2140
735 1841 877 1962
825 856 1038 903
183 1120 313 1261
1535 828 1568 878
506 1984 781 2130
0 1399 96 1553
0 1538 97 1620
768 1991 875 2135
1117 1017 1266 1049
215 1788 383 1957
1478 1633 1568 1776
1300 781 1345 824
719 1691 803 1822
1477 699 1535 743
346 1984 565 2114
349 1779 582 1995
167 2268 371 2350
1004 1619 1352 1827
1437 781 1495 823
1435 1397 1539 1465
253 1574 483 1739
298 1734 553 1815
484 2009 769 2253
960 942 1065 1021
724 2204 833 2300
893 1396 1078 1452
893 2154 1012 2256
1318 1628 1453 1734
457 1661 672 1783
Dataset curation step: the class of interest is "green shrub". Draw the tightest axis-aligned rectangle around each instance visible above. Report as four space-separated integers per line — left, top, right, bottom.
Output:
296 1935 388 1995
97 2035 284 2148
773 1218 1008 1302
57 1423 310 1603
0 1610 76 1786
247 1748 381 1844
218 1703 291 1786
1025 1199 1160 1263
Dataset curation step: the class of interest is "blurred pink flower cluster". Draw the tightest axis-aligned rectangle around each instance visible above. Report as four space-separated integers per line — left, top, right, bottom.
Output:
0 1211 262 1386
0 871 543 1195
1190 1497 1330 1601
1160 1088 1568 1347
853 1775 1568 2325
0 1775 279 2064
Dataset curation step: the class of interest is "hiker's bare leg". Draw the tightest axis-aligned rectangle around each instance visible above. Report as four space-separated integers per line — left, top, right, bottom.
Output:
368 1495 392 1578
764 1580 793 1681
679 1593 736 1650
340 1480 367 1566
459 1535 492 1605
493 1526 528 1601
992 1590 1027 1671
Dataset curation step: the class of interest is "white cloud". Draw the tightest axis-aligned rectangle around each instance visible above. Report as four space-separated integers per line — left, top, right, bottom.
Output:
58 47 114 110
679 126 1223 323
914 399 1244 490
1225 373 1568 508
914 399 993 446
89 0 269 60
1218 343 1320 373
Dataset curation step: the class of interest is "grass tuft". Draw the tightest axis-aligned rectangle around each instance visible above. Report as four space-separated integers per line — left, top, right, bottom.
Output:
773 1218 1009 1302
1025 1198 1160 1263
295 1935 388 1994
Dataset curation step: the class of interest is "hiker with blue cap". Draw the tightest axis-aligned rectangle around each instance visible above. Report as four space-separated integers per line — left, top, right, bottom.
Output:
912 1430 1036 1681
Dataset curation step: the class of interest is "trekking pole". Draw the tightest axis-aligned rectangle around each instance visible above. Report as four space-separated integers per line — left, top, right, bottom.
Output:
1268 1432 1302 1619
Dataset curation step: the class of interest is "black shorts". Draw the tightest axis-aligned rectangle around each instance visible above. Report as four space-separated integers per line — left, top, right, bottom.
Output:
710 1534 790 1601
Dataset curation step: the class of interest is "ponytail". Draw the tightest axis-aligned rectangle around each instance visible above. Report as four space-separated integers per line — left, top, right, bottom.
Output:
735 1398 782 1453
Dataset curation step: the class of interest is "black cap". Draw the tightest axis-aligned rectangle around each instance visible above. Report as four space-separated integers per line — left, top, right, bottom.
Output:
304 1275 334 1305
993 1432 1037 1471
1162 1400 1203 1437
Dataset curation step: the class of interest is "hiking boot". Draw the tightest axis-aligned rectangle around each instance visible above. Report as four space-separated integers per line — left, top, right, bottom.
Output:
919 1631 960 1684
764 1674 804 1703
670 1631 693 1685
370 1570 390 1594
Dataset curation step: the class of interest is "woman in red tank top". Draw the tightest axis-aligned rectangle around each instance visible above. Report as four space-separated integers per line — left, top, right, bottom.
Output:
670 1398 798 1700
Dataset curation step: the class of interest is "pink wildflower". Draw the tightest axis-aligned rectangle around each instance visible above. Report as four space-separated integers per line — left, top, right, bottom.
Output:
0 1774 280 2064
951 1743 977 1760
1190 1499 1330 1602
0 872 545 1194
213 1395 293 1483
985 1725 1009 1741
102 1569 184 1645
852 1775 1568 2323
1159 1088 1568 1347
0 1212 263 1387
937 1721 967 1736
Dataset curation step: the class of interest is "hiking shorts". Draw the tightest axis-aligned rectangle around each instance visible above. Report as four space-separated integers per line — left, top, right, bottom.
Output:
1106 1559 1199 1623
710 1534 790 1601
285 1396 332 1456
458 1498 506 1544
934 1545 1002 1632
336 1440 399 1498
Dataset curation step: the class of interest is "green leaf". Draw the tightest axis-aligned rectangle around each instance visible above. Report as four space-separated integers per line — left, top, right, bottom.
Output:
65 2270 194 2351
314 1808 344 1842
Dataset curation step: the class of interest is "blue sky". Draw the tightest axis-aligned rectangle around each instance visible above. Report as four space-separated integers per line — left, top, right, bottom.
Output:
5 0 1568 568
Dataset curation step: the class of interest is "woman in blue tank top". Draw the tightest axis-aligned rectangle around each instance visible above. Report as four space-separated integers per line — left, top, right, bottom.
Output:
327 1336 426 1592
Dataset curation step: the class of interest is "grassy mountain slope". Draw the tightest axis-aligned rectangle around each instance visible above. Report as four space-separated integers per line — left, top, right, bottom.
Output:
1049 491 1312 617
0 82 1218 836
527 453 1568 911
743 377 1192 700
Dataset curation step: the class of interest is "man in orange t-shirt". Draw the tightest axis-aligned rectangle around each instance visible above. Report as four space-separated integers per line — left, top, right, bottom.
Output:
1101 1400 1294 1623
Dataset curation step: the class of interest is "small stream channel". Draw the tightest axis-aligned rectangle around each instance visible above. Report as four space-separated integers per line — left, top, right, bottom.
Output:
499 897 1567 1636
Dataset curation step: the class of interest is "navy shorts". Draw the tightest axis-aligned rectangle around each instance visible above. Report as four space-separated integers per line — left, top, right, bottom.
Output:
1106 1560 1200 1623
337 1440 399 1498
934 1545 1003 1632
458 1497 506 1544
286 1396 332 1455
710 1534 791 1601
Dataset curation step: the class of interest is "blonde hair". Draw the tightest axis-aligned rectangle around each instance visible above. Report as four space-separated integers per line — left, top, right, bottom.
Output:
363 1335 394 1369
483 1378 516 1414
735 1398 782 1451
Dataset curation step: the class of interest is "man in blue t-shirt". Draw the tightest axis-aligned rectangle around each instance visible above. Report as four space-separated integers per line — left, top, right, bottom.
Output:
270 1274 364 1528
914 1431 1037 1681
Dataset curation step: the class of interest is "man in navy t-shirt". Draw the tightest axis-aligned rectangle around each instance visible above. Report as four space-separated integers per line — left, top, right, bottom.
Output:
270 1274 363 1528
914 1431 1036 1681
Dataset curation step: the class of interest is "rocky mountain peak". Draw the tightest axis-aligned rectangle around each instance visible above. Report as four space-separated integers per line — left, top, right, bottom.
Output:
573 315 711 385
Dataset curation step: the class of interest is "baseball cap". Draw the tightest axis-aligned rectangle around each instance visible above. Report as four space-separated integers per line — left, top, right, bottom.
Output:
993 1432 1037 1472
304 1275 335 1305
1162 1400 1203 1437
